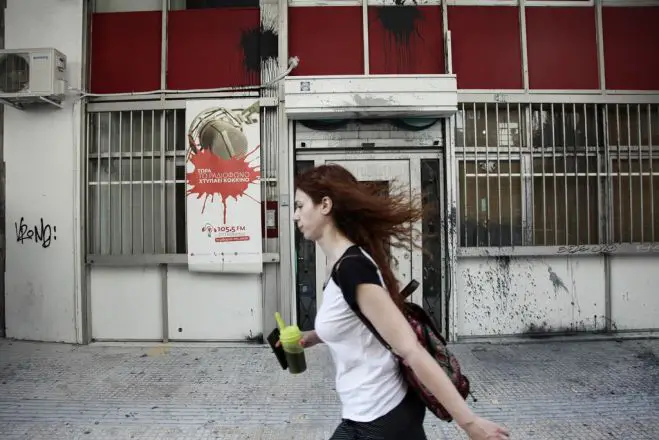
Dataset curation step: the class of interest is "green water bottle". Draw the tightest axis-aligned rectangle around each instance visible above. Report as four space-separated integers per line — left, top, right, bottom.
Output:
275 312 307 374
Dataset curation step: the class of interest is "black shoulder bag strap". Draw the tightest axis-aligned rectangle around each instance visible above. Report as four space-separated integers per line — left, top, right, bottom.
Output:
331 254 393 352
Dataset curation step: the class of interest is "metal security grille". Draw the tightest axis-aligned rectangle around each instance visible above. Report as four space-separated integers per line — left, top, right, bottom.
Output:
86 105 278 258
86 109 187 256
456 102 659 248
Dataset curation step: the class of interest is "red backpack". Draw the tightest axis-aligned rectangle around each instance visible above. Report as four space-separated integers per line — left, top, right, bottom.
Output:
333 255 472 422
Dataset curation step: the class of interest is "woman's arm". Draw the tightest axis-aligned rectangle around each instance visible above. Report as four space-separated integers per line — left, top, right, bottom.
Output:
356 283 509 439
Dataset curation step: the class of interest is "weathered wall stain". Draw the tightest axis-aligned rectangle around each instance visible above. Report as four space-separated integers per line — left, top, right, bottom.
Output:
523 314 614 337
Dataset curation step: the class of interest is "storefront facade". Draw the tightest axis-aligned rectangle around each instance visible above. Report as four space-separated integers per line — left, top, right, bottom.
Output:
3 0 659 344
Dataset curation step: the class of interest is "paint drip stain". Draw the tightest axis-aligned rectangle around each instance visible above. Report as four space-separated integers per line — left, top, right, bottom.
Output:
376 4 423 71
547 267 569 294
186 148 260 224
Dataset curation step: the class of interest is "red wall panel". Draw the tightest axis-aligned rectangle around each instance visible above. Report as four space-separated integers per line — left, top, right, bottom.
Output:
603 7 659 91
368 6 444 75
167 8 261 89
289 7 363 76
448 6 523 89
90 12 161 94
526 7 599 90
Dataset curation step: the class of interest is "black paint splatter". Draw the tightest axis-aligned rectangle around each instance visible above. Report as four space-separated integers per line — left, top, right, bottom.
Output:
377 5 422 47
240 25 279 78
375 4 423 73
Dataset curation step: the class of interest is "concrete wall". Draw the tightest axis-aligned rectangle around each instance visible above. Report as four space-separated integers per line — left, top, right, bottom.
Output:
4 0 84 342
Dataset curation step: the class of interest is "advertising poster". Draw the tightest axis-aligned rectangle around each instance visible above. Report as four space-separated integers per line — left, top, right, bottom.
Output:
185 99 262 273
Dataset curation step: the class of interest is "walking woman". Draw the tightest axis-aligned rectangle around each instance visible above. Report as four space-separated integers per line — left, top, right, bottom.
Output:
293 164 510 440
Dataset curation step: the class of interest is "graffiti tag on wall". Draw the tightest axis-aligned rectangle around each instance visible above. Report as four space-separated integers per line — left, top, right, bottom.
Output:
15 217 56 248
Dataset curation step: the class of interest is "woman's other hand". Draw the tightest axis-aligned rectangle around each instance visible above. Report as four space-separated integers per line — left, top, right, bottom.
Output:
462 416 510 440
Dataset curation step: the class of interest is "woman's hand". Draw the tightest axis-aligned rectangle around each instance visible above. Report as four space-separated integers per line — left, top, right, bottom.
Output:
300 330 321 348
275 330 322 348
461 416 510 440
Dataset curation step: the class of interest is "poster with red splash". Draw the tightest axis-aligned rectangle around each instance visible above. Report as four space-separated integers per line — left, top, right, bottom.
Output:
185 99 262 273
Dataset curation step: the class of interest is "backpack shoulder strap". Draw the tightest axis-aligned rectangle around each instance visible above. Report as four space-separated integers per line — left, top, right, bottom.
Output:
332 254 393 352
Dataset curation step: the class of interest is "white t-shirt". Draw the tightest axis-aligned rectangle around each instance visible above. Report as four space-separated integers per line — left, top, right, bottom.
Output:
314 245 407 422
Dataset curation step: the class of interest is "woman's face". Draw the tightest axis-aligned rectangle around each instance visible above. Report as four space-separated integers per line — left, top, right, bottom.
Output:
293 189 331 241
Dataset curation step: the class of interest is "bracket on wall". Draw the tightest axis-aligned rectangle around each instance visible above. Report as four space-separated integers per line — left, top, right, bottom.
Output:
0 97 64 110
0 98 23 111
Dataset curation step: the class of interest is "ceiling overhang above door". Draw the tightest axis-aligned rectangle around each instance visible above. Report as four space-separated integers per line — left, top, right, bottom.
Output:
284 75 458 120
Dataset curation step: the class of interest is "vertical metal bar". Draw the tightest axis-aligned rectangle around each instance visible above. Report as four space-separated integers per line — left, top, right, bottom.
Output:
462 104 468 247
129 111 134 253
473 103 479 246
584 104 591 243
649 104 655 242
108 112 113 254
485 103 491 246
160 264 169 343
596 104 604 244
626 104 633 242
85 113 91 255
160 110 167 254
637 104 644 242
551 104 557 245
540 104 546 245
616 104 622 242
602 104 611 244
172 110 177 252
152 110 156 253
573 104 579 244
602 104 613 333
96 113 102 254
118 112 123 253
507 104 513 244
141 111 145 253
522 103 530 245
495 104 502 245
562 104 568 245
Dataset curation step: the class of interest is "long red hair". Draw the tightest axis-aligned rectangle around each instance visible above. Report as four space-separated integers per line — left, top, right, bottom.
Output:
294 164 423 307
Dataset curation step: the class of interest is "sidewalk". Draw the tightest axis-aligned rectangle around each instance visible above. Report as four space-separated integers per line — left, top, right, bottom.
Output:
0 337 657 439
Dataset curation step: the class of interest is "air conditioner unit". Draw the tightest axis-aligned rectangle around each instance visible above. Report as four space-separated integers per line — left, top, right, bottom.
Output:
0 48 67 108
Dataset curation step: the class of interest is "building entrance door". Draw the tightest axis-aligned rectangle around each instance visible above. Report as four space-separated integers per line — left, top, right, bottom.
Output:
294 153 448 337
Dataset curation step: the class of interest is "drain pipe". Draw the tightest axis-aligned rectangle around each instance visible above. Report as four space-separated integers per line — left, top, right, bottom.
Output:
277 0 294 326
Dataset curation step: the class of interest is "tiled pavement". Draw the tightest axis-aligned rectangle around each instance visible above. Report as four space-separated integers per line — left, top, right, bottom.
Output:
0 338 657 439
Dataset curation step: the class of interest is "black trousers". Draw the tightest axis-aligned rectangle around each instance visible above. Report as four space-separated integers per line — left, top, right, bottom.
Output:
329 391 427 440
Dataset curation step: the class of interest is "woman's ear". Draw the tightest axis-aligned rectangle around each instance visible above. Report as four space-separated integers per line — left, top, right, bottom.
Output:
320 196 333 215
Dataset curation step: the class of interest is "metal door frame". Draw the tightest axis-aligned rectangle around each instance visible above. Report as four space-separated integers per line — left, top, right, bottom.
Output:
294 149 448 335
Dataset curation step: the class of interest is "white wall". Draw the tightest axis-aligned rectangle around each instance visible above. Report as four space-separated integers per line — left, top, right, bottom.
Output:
610 255 659 331
4 0 84 342
90 265 263 341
